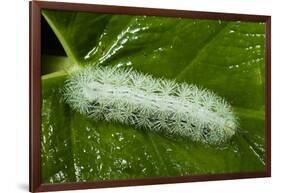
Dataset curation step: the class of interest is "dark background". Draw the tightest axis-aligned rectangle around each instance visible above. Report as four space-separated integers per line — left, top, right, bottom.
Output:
41 15 66 56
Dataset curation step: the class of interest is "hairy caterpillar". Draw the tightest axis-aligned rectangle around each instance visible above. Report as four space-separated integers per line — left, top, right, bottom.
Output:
63 66 238 144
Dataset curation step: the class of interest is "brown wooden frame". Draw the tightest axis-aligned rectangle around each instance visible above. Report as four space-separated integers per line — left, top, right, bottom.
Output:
30 0 271 192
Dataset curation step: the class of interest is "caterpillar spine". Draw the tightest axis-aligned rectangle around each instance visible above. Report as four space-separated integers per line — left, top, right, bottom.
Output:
63 66 238 144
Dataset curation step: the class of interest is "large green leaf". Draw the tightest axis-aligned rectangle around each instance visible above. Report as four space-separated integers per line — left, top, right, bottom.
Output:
41 10 265 183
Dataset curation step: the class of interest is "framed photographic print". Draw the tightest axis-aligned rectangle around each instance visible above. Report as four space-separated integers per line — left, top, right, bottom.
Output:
30 1 271 192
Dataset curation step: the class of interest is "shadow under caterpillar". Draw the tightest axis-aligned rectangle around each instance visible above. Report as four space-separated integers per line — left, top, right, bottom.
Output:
63 65 238 144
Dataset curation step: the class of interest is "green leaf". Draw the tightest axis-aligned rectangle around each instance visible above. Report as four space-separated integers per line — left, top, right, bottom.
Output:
41 55 71 75
41 9 266 183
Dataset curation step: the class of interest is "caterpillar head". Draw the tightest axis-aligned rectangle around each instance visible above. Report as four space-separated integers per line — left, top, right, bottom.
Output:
224 119 237 138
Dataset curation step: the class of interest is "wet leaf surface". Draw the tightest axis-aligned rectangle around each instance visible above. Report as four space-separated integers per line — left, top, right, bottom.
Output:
41 10 266 183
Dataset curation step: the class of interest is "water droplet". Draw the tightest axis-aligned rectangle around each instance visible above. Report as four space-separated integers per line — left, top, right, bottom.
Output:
166 148 173 152
121 159 127 165
126 61 132 66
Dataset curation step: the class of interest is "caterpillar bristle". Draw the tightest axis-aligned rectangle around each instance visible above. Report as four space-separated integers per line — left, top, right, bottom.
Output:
63 65 238 144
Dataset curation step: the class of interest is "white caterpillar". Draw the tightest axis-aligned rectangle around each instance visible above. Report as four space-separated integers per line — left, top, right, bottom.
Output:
63 66 238 144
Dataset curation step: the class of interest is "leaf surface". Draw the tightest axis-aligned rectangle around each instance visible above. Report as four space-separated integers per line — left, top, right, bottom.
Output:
41 10 266 183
